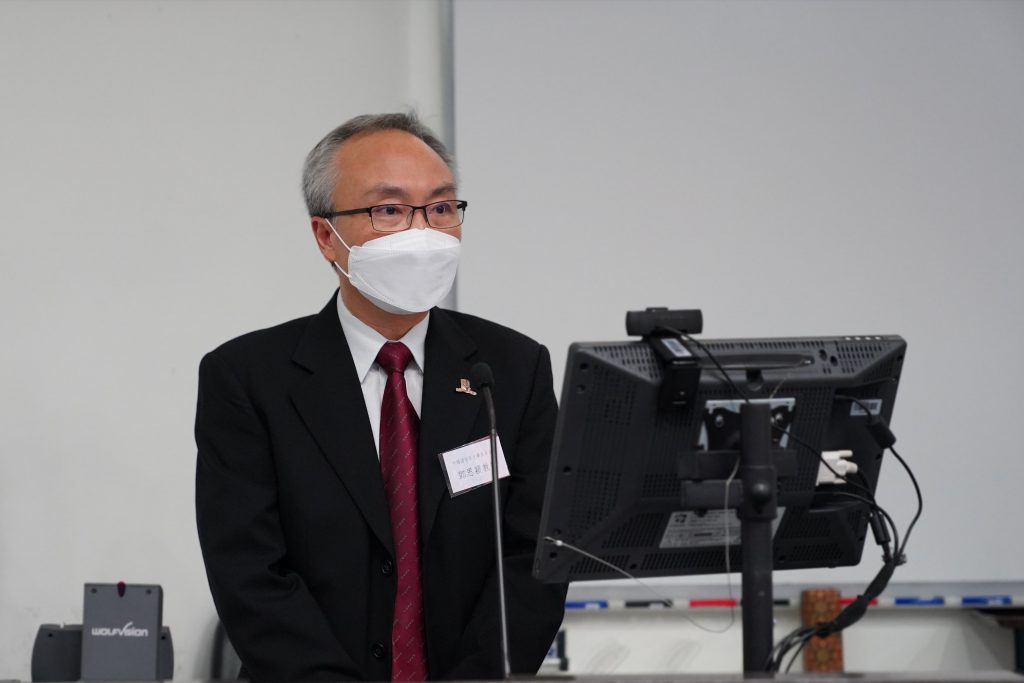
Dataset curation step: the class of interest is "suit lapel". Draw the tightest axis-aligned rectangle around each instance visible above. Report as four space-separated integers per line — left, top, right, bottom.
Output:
290 294 394 556
418 308 483 544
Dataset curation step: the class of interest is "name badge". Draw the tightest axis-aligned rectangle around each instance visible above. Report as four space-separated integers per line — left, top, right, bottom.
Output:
438 435 510 497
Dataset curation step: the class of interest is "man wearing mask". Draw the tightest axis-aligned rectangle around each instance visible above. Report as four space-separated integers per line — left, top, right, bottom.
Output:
195 113 566 682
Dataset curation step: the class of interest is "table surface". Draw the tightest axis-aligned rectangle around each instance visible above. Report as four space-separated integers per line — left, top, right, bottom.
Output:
5 675 1022 683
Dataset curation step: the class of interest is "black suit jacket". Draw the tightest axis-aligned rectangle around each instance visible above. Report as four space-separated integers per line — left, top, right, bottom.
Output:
195 294 566 682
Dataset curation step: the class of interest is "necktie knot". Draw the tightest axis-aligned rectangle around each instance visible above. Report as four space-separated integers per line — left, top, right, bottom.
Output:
376 342 413 375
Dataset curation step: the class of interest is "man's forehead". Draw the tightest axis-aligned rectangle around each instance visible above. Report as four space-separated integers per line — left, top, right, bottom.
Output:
334 129 447 169
362 181 458 200
331 129 454 195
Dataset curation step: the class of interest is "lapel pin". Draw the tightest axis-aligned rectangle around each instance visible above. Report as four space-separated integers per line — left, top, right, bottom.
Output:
455 378 477 396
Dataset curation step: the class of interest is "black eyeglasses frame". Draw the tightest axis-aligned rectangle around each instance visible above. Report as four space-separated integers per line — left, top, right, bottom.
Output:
321 200 468 232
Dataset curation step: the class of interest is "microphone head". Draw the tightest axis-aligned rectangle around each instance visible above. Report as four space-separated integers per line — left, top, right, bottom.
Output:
469 361 495 390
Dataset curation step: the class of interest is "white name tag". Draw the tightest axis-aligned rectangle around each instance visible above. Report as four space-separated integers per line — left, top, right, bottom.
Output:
438 435 510 497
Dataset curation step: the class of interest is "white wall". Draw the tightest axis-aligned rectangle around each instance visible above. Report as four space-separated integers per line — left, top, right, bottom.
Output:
0 1 448 678
453 0 1024 587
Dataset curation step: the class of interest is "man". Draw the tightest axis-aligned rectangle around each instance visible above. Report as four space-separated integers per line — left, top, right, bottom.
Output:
195 113 566 682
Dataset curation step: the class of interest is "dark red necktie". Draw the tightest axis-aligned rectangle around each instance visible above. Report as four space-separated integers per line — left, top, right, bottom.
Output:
375 342 428 681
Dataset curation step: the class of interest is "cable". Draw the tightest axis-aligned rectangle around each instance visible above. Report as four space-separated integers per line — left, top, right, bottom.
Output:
833 395 924 561
654 328 918 672
889 446 923 559
721 455 741 606
658 326 750 402
542 536 735 634
667 324 878 504
766 485 902 673
771 423 876 500
765 626 814 672
829 491 901 559
784 636 812 673
768 366 799 400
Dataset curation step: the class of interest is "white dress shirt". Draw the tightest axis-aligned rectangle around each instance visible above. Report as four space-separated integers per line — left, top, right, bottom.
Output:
336 297 429 457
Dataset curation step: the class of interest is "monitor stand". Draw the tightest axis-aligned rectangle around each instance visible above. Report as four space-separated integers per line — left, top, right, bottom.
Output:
679 401 777 677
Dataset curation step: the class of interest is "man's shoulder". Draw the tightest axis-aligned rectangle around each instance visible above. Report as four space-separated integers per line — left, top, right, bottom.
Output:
204 314 315 365
436 308 544 353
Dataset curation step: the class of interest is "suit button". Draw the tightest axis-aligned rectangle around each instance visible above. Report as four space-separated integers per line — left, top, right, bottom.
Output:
371 642 386 659
381 559 394 576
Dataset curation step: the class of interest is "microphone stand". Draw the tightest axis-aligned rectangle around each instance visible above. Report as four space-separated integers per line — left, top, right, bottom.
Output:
474 363 512 680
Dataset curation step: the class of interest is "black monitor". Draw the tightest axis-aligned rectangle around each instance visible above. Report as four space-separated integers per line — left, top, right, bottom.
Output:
533 332 905 584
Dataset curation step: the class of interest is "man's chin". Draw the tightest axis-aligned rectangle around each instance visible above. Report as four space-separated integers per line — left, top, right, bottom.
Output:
340 285 427 321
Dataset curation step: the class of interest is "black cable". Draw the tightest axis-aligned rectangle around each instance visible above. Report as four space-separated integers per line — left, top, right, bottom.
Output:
768 491 903 673
829 491 901 559
766 626 814 672
849 469 874 493
654 329 915 673
833 395 923 561
771 423 877 500
659 326 751 402
770 546 900 672
784 636 812 673
889 445 922 560
670 331 884 508
662 345 893 519
674 344 881 507
760 427 903 669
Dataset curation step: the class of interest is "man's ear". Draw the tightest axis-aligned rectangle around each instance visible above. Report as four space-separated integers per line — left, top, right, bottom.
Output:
311 217 338 262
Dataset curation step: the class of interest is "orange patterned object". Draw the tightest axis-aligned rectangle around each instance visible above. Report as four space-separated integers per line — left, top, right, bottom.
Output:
800 588 844 672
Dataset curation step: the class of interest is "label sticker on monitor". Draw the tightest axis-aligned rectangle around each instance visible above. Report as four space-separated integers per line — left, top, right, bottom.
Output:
658 509 785 549
849 398 882 417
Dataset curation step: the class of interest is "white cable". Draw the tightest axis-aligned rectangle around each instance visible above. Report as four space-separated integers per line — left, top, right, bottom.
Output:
544 536 736 634
721 454 740 612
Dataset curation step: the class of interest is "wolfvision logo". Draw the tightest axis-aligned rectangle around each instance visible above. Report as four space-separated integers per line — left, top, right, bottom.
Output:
91 621 149 638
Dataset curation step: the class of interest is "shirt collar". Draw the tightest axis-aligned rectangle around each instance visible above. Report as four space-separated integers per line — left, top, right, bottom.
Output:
336 295 429 381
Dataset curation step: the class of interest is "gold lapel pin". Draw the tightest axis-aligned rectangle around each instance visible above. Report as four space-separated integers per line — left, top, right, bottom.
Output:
455 378 477 396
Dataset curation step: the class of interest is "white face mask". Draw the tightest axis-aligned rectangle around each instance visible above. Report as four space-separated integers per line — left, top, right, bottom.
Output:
327 221 461 315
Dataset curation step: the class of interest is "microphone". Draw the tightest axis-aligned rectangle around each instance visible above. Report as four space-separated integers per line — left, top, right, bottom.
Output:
469 362 510 680
469 362 496 423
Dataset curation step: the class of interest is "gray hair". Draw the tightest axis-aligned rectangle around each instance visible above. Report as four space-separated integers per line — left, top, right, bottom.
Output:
301 112 454 218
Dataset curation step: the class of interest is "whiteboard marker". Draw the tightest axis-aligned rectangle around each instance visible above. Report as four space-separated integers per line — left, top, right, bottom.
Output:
894 596 944 606
565 600 608 610
625 600 673 609
961 595 1012 606
689 598 737 608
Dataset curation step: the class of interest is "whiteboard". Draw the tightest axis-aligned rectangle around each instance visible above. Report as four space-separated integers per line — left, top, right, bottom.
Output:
453 0 1024 584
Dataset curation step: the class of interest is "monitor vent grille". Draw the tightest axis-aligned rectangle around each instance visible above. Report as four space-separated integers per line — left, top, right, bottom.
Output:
706 339 826 352
642 406 700 497
567 469 621 532
836 341 884 375
783 512 833 540
588 344 661 380
585 365 636 426
866 357 901 384
848 506 866 532
782 543 844 564
601 512 664 549
642 473 680 498
569 554 630 577
641 547 740 572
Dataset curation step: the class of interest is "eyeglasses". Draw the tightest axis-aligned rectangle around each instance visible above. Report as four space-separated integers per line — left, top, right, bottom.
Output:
322 200 468 232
